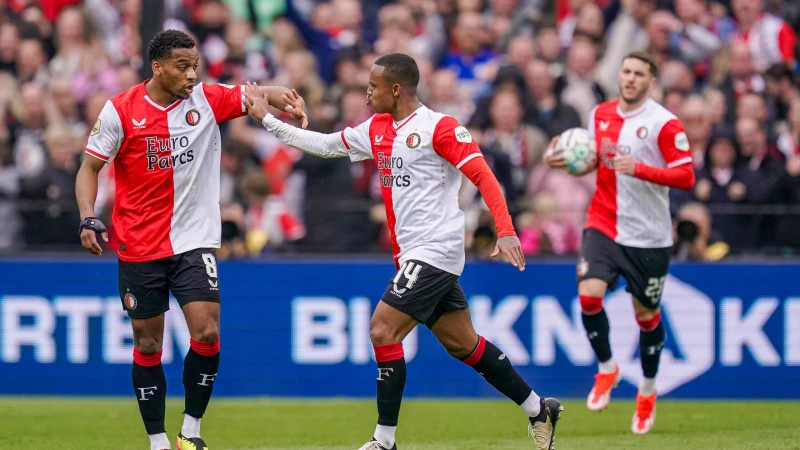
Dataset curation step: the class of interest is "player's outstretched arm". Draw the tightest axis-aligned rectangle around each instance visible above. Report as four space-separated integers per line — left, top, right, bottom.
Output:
75 155 108 255
256 85 309 129
243 83 350 159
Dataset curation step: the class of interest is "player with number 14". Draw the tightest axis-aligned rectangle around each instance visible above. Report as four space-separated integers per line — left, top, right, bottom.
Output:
244 53 563 450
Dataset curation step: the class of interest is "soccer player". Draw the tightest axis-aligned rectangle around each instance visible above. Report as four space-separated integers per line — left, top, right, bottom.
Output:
75 30 306 450
544 51 695 434
242 53 563 450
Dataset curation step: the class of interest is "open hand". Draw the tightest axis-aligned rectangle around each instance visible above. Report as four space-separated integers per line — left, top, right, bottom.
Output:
491 236 526 271
242 82 271 122
281 88 309 129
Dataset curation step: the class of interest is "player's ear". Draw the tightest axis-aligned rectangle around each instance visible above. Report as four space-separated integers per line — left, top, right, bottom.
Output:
393 83 401 98
151 61 161 76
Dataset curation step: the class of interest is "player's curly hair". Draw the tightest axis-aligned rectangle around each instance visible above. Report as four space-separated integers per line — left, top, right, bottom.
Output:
374 53 420 90
147 29 196 63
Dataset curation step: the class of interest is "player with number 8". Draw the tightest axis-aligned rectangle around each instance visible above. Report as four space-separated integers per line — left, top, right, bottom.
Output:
75 30 305 450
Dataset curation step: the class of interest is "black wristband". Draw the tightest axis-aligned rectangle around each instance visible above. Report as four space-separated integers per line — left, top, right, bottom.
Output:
79 217 108 235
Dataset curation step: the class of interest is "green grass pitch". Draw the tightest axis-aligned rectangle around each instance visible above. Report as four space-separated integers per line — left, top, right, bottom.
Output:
0 397 798 449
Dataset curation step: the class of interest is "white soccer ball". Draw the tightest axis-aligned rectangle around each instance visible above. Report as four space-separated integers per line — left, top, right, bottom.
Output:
553 128 597 176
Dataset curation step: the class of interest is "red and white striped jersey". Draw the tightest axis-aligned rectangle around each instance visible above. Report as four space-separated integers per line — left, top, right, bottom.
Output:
85 81 247 262
340 105 482 275
735 13 797 72
587 99 692 248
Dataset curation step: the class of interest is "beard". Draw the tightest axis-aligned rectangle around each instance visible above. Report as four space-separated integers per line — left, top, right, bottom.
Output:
619 85 649 105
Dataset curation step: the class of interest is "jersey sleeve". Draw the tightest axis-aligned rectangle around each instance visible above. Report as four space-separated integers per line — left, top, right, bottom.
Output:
85 100 123 164
657 118 693 168
432 116 483 168
340 116 375 161
202 83 247 123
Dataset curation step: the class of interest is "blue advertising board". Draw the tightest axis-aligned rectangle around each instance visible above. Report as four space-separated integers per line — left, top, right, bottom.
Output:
0 259 798 399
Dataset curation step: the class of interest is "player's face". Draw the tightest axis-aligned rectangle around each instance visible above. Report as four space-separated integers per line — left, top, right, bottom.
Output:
618 58 654 105
366 64 397 114
154 47 200 100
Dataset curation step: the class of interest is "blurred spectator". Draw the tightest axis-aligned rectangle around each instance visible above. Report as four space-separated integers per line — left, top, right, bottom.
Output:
426 69 474 123
16 37 49 84
536 26 563 69
764 63 798 125
596 0 655 94
527 163 595 236
9 82 63 179
679 95 713 169
703 87 728 128
0 138 21 252
517 191 580 256
659 60 695 97
240 169 305 253
758 153 800 251
718 40 765 124
735 117 784 186
525 58 582 138
556 36 605 124
731 0 797 73
441 11 499 89
505 34 537 73
777 97 800 160
692 132 763 250
573 3 605 46
479 86 547 200
673 201 729 261
18 123 80 247
0 21 19 74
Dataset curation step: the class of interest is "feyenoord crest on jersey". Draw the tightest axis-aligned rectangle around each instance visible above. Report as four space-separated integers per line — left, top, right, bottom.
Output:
406 132 421 149
186 109 201 126
636 126 648 139
124 291 137 310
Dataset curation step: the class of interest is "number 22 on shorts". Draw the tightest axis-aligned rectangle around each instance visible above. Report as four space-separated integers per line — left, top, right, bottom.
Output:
644 276 666 304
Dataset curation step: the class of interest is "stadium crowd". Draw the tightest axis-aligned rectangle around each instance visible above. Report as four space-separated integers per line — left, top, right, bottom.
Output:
0 0 798 260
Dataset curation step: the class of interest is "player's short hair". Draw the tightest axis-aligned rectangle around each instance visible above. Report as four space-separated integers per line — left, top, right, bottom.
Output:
374 53 420 89
623 51 658 77
147 29 196 63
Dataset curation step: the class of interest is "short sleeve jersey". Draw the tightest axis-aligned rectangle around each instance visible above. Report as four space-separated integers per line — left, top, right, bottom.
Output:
587 99 692 248
338 105 483 275
85 81 247 261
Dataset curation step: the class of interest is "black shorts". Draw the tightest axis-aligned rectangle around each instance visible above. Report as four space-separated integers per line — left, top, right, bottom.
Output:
118 248 221 319
577 228 671 309
380 260 469 329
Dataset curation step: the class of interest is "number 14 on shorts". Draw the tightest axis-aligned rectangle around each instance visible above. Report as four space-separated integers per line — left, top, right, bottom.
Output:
644 276 666 304
392 261 422 295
